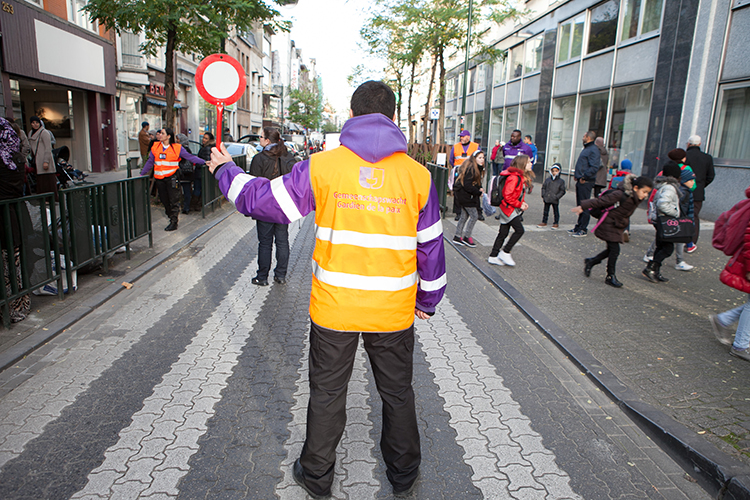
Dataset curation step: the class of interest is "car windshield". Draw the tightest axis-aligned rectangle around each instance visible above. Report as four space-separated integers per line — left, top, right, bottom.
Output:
224 144 245 156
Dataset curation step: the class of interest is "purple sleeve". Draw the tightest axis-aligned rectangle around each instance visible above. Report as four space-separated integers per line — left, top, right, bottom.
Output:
215 159 315 224
415 181 447 314
448 147 455 168
140 151 155 176
180 148 206 165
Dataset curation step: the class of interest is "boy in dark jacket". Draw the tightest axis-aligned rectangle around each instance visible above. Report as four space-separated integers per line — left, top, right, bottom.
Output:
573 174 654 287
538 163 565 228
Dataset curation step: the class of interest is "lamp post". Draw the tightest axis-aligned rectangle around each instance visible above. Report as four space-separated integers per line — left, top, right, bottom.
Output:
459 0 473 133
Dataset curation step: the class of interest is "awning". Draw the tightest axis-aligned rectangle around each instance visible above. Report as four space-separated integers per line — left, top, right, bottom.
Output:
147 97 182 109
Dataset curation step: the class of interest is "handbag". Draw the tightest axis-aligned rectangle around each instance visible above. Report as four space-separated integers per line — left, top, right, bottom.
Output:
655 213 694 243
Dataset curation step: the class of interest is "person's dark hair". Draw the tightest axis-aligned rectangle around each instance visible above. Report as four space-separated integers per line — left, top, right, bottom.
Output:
633 176 653 189
162 127 176 146
584 130 597 141
524 135 532 141
512 129 522 136
203 132 215 142
351 80 396 118
662 161 681 180
262 127 288 158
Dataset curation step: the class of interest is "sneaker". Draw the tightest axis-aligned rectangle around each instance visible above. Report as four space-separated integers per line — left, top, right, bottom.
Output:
568 228 577 233
710 314 735 346
537 222 548 228
551 224 559 229
488 255 505 266
452 236 464 246
643 254 653 263
462 237 477 248
498 251 515 266
572 230 587 237
686 243 697 253
730 346 750 362
674 261 694 271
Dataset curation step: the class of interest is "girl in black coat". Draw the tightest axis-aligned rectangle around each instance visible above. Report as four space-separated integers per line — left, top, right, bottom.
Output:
452 151 485 248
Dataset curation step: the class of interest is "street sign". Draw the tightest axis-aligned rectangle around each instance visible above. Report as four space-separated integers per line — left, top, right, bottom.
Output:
430 109 440 120
196 54 246 150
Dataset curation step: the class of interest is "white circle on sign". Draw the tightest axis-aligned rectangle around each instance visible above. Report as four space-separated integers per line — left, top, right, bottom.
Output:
202 61 241 100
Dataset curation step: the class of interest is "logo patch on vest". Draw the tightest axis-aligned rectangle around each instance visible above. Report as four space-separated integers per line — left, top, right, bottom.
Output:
359 167 384 189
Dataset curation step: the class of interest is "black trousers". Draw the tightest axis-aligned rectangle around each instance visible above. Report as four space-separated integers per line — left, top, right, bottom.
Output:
590 241 620 275
542 203 560 224
653 240 675 265
299 322 420 496
575 180 594 231
490 216 524 256
693 201 703 244
255 220 289 280
154 176 180 224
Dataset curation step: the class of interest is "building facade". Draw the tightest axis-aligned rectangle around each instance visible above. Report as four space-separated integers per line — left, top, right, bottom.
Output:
446 0 750 218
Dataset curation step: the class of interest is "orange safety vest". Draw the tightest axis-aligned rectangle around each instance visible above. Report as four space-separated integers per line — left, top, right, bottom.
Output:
453 141 479 167
151 142 181 179
309 146 433 333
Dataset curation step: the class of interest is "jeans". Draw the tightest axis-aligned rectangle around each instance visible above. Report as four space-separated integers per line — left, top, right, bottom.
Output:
492 162 501 177
490 217 524 255
574 180 594 232
590 241 620 275
718 295 750 350
256 220 289 280
542 203 559 224
455 207 478 239
300 323 420 496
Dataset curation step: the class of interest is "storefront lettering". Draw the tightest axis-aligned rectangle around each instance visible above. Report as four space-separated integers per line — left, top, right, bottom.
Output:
2 2 14 14
147 83 178 99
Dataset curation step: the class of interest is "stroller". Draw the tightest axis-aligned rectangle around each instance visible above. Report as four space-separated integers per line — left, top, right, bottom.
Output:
53 146 90 188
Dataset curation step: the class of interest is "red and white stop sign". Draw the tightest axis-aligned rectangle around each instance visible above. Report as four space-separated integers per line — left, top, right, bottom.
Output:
196 54 246 149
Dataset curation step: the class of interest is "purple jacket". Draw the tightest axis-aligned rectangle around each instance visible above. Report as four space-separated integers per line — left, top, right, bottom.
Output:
213 113 446 317
140 144 205 177
501 141 533 171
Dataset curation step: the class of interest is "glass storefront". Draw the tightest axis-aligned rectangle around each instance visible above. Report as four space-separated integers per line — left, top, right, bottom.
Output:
502 106 518 143
489 108 502 144
710 84 750 164
472 109 484 145
574 91 609 164
549 96 576 174
609 82 652 173
519 102 538 140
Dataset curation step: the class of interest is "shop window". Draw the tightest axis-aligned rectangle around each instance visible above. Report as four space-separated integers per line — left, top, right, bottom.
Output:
493 52 508 85
519 102 538 138
524 34 544 74
621 0 663 41
502 106 519 142
489 108 503 144
509 44 524 79
574 91 610 166
710 84 750 164
588 0 619 54
608 82 652 173
473 109 484 144
558 14 585 64
549 96 576 174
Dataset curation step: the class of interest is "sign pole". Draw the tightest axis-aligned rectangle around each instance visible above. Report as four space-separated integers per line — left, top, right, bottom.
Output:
216 102 224 151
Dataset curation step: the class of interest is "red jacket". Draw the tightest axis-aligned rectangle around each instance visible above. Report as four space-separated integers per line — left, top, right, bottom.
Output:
499 167 526 216
491 144 501 162
720 186 750 294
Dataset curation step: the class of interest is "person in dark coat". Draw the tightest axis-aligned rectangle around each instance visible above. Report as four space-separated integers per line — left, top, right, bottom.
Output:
685 135 715 248
248 127 297 286
538 163 566 228
574 174 653 287
594 137 609 197
571 130 601 237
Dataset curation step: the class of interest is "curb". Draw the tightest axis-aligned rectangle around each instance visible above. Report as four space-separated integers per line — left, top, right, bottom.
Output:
0 211 236 373
449 238 750 500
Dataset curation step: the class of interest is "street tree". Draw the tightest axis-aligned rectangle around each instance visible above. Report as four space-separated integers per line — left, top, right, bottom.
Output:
288 81 323 132
84 0 288 128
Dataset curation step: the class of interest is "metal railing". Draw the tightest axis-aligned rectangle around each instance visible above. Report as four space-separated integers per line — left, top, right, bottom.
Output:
426 162 449 217
200 155 247 217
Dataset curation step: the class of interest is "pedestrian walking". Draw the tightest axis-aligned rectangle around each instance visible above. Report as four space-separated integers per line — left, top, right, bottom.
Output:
570 131 601 237
538 163 566 228
193 132 214 211
140 128 205 231
500 129 533 172
138 121 151 165
449 130 480 221
575 174 653 287
523 135 538 166
594 137 609 198
709 185 750 361
27 116 56 200
642 162 684 283
685 135 715 252
488 154 534 267
248 127 296 286
206 80 446 499
176 133 196 215
490 139 502 176
453 151 485 248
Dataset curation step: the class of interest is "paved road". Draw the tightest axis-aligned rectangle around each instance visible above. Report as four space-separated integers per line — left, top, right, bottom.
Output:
0 212 708 499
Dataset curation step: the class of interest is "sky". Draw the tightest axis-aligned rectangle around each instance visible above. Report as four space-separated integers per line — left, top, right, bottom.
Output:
281 0 384 118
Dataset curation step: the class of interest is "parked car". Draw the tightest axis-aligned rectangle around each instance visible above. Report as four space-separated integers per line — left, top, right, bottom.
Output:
224 142 257 169
286 142 305 162
237 134 260 144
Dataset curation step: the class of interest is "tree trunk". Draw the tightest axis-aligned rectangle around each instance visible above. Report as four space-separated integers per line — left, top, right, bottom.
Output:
422 51 437 145
437 48 446 146
407 60 416 144
165 27 177 129
395 67 403 131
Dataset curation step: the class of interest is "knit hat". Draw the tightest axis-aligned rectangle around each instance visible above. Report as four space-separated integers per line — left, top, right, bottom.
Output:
662 161 682 180
549 162 561 173
620 159 632 171
30 116 41 124
667 148 686 162
459 130 471 137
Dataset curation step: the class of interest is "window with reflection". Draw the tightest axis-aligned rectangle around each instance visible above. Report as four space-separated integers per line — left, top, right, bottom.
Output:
524 34 544 74
574 92 610 168
468 67 477 93
493 52 508 85
519 103 538 138
608 82 652 173
549 96 576 174
711 84 750 164
509 44 524 79
502 106 519 142
588 0 619 54
473 109 485 144
558 14 585 63
621 0 663 41
490 108 503 143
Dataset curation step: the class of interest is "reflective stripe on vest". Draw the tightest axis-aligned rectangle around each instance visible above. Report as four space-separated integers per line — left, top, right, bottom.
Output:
309 146 432 332
151 143 181 179
453 142 478 166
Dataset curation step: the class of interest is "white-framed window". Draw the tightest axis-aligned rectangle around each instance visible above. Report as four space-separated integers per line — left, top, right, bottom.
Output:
509 44 524 79
620 0 663 42
587 0 619 54
120 32 145 69
524 34 544 74
68 0 98 33
446 77 456 100
147 47 166 69
493 51 508 85
24 0 43 6
558 14 585 64
710 83 750 166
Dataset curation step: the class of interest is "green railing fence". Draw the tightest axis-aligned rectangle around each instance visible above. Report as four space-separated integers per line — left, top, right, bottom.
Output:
200 155 247 217
426 162 449 217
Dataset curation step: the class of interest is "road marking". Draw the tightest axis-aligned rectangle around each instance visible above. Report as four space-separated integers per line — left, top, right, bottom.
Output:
0 218 253 471
415 297 583 499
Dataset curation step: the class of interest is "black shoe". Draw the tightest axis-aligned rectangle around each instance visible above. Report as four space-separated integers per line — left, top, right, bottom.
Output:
605 275 623 287
642 262 659 282
452 236 464 246
165 222 178 231
454 214 460 221
181 208 189 214
251 277 269 286
477 214 485 221
293 459 331 499
393 469 420 498
494 214 501 220
274 277 286 285
584 258 595 277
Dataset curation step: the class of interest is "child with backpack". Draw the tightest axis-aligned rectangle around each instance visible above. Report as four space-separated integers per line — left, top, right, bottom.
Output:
488 154 534 267
708 185 750 361
642 163 685 283
573 175 653 287
452 152 485 248
537 162 566 228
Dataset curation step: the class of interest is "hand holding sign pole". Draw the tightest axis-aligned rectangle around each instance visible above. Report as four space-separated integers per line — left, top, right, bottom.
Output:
195 54 246 151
